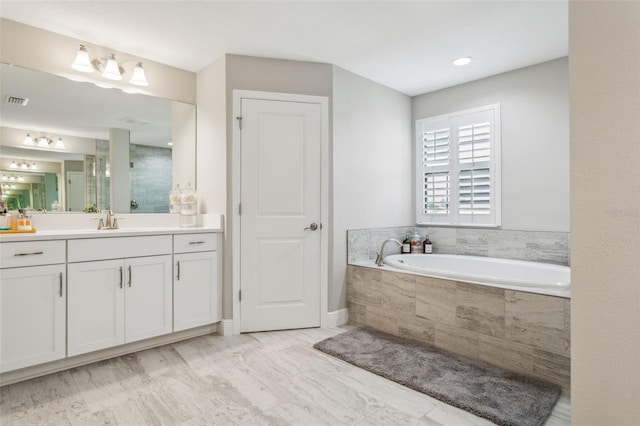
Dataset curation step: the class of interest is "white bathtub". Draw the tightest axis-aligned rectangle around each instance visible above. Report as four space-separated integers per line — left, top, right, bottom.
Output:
376 254 570 297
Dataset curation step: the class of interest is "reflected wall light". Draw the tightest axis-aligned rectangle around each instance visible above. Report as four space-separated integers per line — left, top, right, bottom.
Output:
71 44 149 87
9 161 38 171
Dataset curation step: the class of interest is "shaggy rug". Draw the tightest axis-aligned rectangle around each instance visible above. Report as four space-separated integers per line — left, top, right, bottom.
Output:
313 326 560 426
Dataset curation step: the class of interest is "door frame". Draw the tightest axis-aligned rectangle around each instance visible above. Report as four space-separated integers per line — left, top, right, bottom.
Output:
232 90 329 335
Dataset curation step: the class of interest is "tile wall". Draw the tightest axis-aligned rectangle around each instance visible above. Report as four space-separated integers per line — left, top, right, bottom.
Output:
347 265 571 389
348 226 569 265
129 144 172 213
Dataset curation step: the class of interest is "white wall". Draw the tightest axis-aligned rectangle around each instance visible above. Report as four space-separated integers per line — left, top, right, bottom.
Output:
570 1 640 424
332 66 412 310
196 56 227 215
412 58 569 232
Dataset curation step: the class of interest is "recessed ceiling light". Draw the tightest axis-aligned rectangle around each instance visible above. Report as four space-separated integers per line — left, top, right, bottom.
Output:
452 57 472 66
167 142 173 146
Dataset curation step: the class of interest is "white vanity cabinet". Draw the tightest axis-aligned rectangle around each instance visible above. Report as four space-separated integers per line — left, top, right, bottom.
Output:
0 240 66 373
173 233 221 331
67 236 173 356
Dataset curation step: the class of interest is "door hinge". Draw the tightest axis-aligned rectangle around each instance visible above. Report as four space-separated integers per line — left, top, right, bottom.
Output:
236 116 242 130
239 289 242 301
238 203 242 216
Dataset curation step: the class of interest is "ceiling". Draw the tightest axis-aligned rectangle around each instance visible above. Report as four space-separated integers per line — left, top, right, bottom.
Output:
0 0 568 97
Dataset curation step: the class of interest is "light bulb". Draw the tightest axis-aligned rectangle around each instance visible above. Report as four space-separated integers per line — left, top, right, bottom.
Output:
129 62 149 86
71 45 94 73
102 54 122 80
452 57 473 66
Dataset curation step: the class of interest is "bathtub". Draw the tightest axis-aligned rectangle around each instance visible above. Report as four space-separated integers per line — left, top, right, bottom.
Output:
378 254 570 297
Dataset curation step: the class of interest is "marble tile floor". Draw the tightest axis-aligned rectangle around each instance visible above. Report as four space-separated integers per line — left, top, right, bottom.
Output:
0 326 570 425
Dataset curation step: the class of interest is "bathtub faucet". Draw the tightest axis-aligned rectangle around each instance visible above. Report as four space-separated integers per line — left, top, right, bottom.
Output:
375 239 402 267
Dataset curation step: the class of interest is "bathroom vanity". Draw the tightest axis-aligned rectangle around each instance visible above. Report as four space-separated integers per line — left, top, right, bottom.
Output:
0 226 221 385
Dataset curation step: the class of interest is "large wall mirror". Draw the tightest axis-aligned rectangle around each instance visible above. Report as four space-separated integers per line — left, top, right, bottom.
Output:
0 63 196 213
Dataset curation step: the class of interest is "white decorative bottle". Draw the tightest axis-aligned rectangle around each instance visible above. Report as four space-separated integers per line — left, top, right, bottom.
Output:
179 183 197 227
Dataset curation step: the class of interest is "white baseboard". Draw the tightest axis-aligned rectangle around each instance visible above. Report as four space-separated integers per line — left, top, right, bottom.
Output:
218 319 235 336
327 308 349 328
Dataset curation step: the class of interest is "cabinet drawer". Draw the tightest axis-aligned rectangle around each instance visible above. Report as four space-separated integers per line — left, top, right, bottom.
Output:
68 235 172 262
0 240 66 268
173 233 217 253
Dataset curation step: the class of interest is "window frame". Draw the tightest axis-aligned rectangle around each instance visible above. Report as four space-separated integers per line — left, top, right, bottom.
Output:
415 104 501 227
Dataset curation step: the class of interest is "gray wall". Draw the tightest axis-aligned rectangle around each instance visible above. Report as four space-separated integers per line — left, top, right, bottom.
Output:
332 66 412 311
197 54 333 319
412 58 569 232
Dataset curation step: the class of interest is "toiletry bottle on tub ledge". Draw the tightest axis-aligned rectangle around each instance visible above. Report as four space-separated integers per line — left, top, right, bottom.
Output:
402 234 411 254
410 229 422 253
423 234 433 254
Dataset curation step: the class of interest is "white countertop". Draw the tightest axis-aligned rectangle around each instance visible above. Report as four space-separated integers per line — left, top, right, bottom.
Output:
0 213 224 242
0 226 222 242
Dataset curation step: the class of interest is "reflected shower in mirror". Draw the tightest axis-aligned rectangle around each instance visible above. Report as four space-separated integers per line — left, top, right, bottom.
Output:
0 63 196 213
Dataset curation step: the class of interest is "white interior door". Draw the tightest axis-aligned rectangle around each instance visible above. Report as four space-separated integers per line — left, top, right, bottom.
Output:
240 97 322 333
66 171 85 211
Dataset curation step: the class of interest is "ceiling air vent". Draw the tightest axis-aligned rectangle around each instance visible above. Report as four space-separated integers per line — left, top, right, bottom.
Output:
5 95 29 106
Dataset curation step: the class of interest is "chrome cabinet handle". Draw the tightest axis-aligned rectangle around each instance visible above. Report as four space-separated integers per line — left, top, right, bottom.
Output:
176 261 181 281
59 273 63 297
128 265 132 287
14 251 44 257
188 241 205 245
304 223 318 231
119 266 123 289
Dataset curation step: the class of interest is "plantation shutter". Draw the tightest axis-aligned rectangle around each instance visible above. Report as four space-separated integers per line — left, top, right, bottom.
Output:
416 105 500 226
417 118 452 223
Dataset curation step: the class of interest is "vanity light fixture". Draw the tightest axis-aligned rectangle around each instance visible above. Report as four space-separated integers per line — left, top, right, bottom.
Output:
129 62 149 86
70 44 150 87
71 45 94 73
452 57 473 66
102 54 123 81
24 134 66 150
9 161 17 169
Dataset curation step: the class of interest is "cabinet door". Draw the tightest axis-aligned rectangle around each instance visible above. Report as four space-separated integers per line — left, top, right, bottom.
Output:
68 259 125 356
125 255 172 342
0 265 66 372
174 251 219 331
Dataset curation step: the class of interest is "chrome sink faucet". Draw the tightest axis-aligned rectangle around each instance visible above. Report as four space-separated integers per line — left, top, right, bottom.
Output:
375 239 402 266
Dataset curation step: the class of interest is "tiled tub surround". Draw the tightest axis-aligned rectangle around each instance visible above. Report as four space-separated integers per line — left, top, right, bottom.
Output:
346 265 571 389
348 226 570 266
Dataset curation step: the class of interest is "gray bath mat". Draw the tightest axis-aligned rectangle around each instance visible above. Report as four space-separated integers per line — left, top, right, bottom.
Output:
314 326 560 426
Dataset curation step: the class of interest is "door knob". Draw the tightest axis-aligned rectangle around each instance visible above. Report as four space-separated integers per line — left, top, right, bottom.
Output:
304 223 319 231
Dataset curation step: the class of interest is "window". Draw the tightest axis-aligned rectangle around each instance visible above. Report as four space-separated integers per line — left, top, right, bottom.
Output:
415 104 501 226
